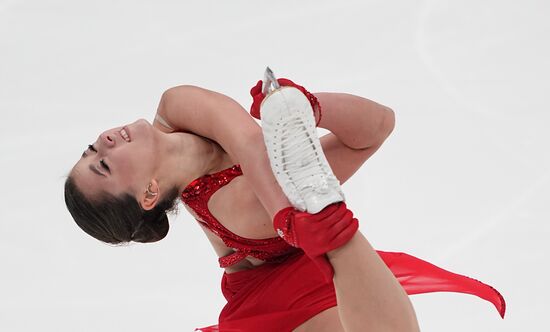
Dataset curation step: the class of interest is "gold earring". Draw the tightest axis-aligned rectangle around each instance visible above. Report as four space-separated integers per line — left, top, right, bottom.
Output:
145 183 158 197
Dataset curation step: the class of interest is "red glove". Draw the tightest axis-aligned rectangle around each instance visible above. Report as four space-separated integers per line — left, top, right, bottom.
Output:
249 78 322 126
273 202 359 281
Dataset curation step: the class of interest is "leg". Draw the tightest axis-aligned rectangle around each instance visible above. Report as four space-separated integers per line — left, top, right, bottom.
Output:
273 203 420 332
253 70 418 331
293 307 345 332
327 232 420 332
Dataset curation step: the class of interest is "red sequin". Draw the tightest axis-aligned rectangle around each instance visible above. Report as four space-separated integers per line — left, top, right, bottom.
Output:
181 164 299 268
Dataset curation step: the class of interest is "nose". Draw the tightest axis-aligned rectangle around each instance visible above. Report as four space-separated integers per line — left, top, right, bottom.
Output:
99 131 117 148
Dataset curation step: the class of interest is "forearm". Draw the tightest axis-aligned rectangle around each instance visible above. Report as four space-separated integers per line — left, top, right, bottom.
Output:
156 86 287 220
234 92 395 220
158 85 291 219
314 92 395 150
237 135 293 220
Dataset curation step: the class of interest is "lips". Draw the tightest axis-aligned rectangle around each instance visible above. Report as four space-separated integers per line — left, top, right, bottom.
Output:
120 126 131 142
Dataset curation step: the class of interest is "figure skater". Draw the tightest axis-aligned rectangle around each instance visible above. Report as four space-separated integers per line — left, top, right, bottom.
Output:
64 68 505 332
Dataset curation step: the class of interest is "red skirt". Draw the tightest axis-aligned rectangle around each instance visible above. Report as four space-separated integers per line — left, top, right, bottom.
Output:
196 251 505 332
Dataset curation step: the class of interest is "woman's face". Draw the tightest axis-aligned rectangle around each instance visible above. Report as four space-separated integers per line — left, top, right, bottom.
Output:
71 119 159 200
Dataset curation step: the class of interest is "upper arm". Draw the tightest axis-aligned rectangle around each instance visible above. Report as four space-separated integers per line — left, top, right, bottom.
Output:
157 85 261 161
320 133 385 186
156 85 392 185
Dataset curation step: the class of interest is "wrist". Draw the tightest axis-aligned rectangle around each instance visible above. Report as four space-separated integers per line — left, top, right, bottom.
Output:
273 203 359 258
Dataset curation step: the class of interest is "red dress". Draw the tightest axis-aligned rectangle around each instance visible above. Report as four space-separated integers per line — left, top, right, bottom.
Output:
181 164 506 332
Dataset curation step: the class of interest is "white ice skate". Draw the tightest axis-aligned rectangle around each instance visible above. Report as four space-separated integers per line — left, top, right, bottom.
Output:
260 67 345 214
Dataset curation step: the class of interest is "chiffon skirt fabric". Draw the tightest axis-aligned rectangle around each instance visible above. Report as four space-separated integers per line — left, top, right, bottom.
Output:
196 251 505 332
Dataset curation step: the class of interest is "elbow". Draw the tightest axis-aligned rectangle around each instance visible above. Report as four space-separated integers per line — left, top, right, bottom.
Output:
352 107 395 150
372 107 395 147
382 107 396 138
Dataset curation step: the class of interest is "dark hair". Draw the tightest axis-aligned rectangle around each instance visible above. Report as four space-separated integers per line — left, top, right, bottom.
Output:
64 176 180 244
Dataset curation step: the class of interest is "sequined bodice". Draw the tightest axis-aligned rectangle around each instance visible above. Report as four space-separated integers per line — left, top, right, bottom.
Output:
181 164 299 268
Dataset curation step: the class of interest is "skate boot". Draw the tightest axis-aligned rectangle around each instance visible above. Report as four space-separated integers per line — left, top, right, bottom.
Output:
260 67 345 214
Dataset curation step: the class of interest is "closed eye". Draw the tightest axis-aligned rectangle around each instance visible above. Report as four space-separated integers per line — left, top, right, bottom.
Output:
100 159 110 171
88 145 110 171
82 144 109 173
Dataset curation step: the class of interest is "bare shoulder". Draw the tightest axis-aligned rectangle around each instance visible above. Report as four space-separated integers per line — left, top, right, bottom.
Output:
158 85 255 133
156 85 231 134
156 85 261 162
159 85 229 115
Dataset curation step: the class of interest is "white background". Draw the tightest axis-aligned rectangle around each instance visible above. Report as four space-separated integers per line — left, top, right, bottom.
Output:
1 0 548 331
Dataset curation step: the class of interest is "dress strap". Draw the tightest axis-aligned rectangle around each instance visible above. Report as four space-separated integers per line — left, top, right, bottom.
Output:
155 113 175 131
219 250 249 268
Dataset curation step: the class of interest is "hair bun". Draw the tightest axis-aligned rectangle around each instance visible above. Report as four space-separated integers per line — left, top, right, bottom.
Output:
132 213 170 243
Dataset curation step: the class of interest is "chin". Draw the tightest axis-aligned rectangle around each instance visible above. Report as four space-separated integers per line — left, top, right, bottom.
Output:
129 119 153 137
136 118 152 126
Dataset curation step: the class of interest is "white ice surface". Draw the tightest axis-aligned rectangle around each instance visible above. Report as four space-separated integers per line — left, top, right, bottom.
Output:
1 0 548 331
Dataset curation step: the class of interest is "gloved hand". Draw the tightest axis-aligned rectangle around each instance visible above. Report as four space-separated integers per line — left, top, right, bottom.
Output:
249 78 322 126
273 202 359 281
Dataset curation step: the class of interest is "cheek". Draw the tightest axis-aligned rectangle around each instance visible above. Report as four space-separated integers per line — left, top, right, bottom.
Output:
116 146 155 181
113 162 143 195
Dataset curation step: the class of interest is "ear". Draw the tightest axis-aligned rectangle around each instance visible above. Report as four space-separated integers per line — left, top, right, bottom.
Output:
139 179 160 211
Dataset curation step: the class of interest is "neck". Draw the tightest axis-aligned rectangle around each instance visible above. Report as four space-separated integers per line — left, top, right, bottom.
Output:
199 137 236 176
156 131 235 194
